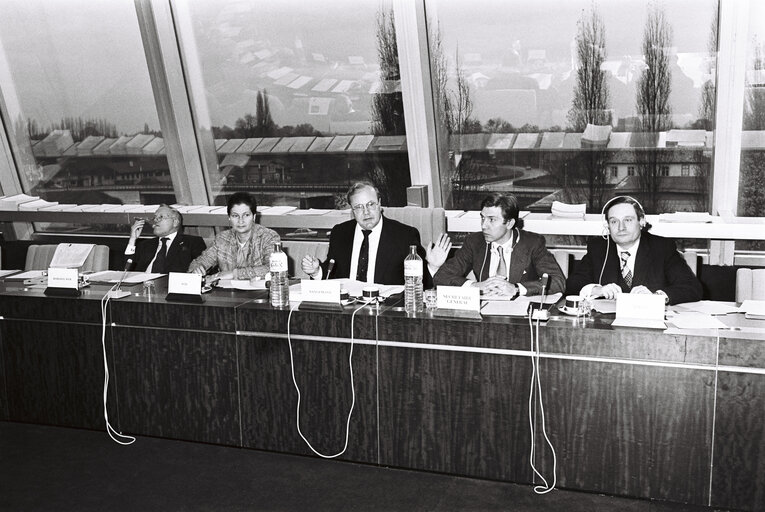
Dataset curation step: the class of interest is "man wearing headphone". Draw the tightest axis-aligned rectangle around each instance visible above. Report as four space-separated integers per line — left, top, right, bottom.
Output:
434 193 565 298
566 196 702 305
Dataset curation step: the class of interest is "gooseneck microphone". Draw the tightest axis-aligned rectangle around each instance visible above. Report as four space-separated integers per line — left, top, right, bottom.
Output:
531 272 550 321
106 258 133 299
325 259 335 280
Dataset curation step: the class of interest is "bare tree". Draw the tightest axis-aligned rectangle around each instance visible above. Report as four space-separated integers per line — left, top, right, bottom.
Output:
565 3 611 211
371 8 405 136
698 9 718 130
568 5 611 131
741 37 765 241
635 4 673 212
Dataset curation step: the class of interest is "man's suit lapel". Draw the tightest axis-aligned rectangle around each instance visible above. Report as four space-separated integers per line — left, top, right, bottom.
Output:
633 234 652 286
507 234 526 282
374 217 391 283
165 233 183 262
140 238 160 269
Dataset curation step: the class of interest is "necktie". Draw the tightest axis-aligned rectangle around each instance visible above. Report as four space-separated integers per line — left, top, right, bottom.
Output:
153 237 169 273
496 246 507 279
620 251 632 288
356 230 371 282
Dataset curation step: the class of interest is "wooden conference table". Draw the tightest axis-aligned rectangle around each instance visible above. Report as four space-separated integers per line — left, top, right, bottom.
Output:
0 277 763 511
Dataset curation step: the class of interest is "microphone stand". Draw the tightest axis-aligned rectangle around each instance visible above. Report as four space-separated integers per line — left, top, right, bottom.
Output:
106 259 133 299
531 273 550 322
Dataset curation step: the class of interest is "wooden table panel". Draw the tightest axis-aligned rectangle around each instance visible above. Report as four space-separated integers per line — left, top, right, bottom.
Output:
378 345 533 483
238 335 378 464
712 371 765 512
537 359 714 504
1 320 107 429
111 327 240 446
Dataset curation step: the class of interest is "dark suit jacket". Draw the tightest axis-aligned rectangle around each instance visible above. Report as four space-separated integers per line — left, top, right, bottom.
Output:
433 230 565 296
565 231 702 305
125 232 206 273
323 216 432 287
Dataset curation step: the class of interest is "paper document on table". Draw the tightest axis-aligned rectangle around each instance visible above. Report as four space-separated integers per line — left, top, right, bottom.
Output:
6 270 46 280
481 298 532 316
590 299 617 314
49 243 94 268
739 300 765 320
0 269 20 278
673 300 740 316
87 271 162 284
670 312 728 329
217 279 268 290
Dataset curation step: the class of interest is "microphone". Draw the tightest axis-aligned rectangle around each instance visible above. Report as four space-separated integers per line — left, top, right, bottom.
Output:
325 258 335 280
532 272 550 321
107 259 133 299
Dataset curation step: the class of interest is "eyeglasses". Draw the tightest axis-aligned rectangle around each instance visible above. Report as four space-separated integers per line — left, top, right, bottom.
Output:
151 214 173 223
229 212 253 221
351 201 380 213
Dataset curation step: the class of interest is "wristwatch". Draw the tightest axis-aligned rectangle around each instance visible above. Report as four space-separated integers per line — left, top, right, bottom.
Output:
510 284 520 300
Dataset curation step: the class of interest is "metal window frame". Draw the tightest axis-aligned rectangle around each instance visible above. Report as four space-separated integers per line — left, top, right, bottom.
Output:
0 0 759 253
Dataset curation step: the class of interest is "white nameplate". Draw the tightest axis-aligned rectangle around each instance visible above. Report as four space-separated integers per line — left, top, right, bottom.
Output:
436 285 481 312
302 279 341 303
168 272 202 295
47 267 79 289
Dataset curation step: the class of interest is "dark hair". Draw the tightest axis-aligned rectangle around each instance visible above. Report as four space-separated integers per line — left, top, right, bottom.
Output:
346 181 380 206
227 192 257 216
480 193 524 229
602 195 651 230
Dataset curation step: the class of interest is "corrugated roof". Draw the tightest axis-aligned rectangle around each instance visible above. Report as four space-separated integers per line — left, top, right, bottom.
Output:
539 132 565 149
513 133 540 149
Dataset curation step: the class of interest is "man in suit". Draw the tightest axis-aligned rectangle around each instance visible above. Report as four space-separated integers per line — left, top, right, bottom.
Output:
566 195 702 305
434 193 565 298
124 205 206 273
301 182 450 286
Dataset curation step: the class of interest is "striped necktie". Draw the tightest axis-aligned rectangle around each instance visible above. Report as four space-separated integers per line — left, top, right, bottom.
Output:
620 251 632 288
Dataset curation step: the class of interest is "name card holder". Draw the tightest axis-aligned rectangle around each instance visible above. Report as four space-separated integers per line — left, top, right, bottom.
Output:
433 286 482 319
165 272 204 303
298 279 344 311
44 267 81 297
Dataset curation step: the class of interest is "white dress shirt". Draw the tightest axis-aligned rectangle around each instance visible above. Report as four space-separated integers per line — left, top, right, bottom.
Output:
349 217 384 283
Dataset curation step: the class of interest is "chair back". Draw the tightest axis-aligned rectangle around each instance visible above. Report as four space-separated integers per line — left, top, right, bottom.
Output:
736 268 765 302
282 241 330 279
383 207 446 248
24 244 110 272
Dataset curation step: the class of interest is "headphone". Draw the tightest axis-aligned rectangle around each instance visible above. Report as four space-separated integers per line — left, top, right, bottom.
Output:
600 195 646 238
597 196 646 285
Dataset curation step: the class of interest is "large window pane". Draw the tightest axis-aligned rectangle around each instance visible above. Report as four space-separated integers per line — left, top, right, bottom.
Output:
427 0 718 215
739 0 765 218
178 0 410 209
0 0 170 233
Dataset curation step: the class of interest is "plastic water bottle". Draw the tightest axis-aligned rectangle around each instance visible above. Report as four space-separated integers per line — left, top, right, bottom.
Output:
269 242 289 308
404 245 423 313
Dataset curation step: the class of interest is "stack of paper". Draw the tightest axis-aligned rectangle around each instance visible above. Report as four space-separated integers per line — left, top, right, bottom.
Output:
658 212 714 223
740 300 765 320
551 201 586 219
18 199 59 211
0 194 40 210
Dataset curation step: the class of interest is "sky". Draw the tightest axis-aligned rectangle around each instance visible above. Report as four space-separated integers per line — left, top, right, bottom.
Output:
0 0 758 136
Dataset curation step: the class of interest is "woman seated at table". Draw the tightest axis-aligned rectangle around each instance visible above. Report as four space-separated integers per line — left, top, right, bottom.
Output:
189 192 280 280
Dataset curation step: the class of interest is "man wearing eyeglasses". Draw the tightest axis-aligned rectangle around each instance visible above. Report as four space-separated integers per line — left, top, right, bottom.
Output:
301 181 450 286
123 204 206 273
